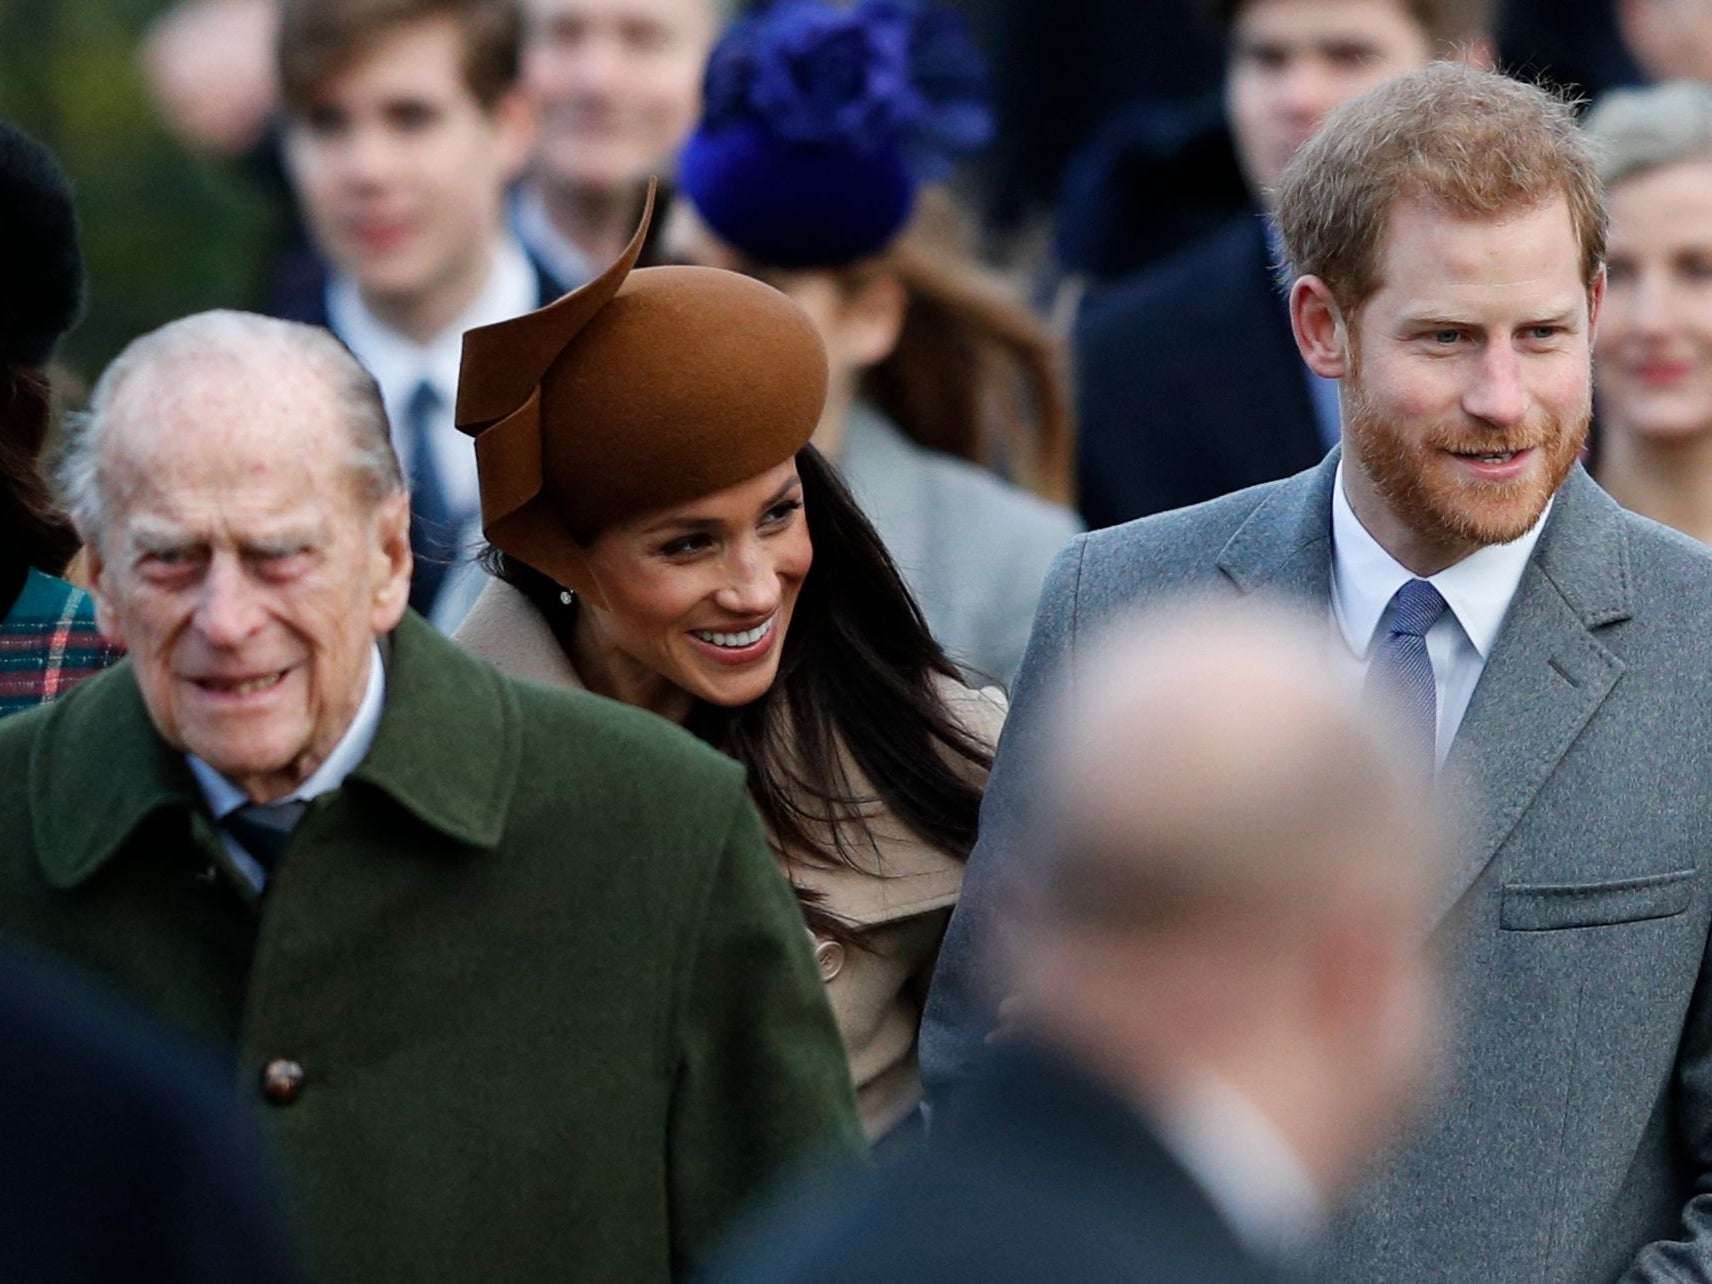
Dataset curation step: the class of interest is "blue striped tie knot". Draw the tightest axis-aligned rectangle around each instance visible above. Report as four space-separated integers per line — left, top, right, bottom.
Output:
1367 579 1449 764
1390 578 1448 639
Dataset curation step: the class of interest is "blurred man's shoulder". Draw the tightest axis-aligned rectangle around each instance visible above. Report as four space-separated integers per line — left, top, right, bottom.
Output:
1078 214 1268 345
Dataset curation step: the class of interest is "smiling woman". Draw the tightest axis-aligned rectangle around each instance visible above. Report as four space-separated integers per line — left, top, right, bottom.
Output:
1584 81 1712 544
452 189 1003 1144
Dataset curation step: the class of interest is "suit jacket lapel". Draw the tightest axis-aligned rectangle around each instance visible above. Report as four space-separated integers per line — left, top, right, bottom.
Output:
1215 449 1340 606
1430 467 1630 929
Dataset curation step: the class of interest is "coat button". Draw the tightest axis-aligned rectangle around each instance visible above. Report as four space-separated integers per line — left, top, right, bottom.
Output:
814 938 845 982
260 1058 306 1105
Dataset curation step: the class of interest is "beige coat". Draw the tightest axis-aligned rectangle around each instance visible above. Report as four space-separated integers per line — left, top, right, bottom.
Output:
454 577 1005 1139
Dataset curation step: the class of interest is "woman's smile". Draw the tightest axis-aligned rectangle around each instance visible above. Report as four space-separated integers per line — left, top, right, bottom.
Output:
687 612 780 664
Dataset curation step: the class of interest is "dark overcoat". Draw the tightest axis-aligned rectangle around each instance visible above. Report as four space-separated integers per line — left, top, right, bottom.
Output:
699 1042 1282 1284
1073 214 1325 531
0 612 863 1283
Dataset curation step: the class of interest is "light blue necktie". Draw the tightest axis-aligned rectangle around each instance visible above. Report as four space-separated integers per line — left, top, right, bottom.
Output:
405 379 455 615
1367 579 1449 764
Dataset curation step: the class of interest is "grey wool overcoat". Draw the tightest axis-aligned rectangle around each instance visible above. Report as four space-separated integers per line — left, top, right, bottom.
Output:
0 611 863 1284
922 451 1712 1282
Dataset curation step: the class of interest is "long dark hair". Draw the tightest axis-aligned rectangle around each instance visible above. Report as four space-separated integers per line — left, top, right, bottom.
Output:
1 363 79 576
491 445 993 941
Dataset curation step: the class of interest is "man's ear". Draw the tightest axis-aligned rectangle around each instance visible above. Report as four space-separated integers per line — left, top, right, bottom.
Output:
82 534 127 650
1291 276 1352 379
369 491 413 632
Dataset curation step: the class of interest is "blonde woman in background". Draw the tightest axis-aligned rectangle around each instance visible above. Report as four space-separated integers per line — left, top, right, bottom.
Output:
1587 81 1712 541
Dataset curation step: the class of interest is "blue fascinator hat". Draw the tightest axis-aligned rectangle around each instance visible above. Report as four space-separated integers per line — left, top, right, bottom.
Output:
678 0 992 270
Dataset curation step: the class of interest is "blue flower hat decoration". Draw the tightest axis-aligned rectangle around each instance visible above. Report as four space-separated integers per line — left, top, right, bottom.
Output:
678 0 993 270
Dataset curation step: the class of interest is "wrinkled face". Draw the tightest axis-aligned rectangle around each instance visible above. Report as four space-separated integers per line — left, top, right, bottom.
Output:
87 360 411 804
1596 161 1712 444
1227 0 1434 200
578 461 811 710
282 15 531 324
1339 198 1599 568
522 0 715 197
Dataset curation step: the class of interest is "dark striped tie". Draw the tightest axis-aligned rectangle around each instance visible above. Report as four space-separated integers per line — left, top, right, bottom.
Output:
405 379 456 616
222 800 308 879
1366 579 1449 765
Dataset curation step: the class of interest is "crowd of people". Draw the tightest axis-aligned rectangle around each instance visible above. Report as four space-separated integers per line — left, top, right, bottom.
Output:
10 0 1712 1281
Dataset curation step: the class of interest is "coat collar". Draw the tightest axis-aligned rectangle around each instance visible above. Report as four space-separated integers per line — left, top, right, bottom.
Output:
33 611 521 889
1214 448 1339 602
453 576 584 690
1219 454 1632 931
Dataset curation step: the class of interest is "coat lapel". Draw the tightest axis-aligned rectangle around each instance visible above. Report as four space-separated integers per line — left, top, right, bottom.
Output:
1430 467 1630 929
31 659 207 889
1215 450 1340 607
33 613 524 889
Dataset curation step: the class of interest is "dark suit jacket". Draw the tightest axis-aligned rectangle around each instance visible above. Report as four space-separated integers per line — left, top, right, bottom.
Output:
700 1042 1283 1284
0 950 298 1283
1074 214 1324 531
925 455 1712 1280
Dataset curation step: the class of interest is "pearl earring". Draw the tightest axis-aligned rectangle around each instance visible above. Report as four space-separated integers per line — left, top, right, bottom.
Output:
559 590 574 607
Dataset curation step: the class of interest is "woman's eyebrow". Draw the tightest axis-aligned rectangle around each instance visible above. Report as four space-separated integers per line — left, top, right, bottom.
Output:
636 476 802 536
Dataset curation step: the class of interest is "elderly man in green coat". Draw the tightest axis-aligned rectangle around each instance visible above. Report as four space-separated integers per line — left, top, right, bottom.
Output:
0 310 862 1283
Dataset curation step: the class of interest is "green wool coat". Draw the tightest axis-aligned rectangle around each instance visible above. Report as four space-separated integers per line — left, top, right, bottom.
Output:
0 612 863 1283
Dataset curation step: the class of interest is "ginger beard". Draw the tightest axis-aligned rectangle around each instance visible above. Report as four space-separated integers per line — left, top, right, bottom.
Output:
1340 345 1591 552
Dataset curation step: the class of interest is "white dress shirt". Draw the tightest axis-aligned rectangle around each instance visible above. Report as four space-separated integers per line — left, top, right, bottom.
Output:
327 235 540 629
1329 462 1549 764
188 642 387 889
1155 1072 1326 1266
327 235 539 523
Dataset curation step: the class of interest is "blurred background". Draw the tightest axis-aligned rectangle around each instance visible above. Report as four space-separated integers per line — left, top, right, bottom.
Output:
0 0 1645 382
0 0 283 379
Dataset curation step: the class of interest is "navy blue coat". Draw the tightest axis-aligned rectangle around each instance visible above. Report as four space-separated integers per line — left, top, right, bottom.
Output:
0 951 299 1283
1074 214 1326 530
700 1042 1282 1284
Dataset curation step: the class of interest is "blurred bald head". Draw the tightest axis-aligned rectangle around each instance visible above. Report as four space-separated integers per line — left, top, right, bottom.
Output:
1016 599 1441 1199
1036 600 1428 935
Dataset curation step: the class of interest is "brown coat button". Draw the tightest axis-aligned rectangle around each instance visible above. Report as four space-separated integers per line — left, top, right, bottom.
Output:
260 1058 306 1105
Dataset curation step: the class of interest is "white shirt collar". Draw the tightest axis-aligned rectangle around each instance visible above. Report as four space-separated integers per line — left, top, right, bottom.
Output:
1154 1072 1326 1265
326 233 538 420
1330 460 1550 660
189 641 387 818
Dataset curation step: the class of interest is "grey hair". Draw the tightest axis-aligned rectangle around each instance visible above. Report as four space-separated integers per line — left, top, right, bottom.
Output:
1584 80 1712 189
55 309 404 545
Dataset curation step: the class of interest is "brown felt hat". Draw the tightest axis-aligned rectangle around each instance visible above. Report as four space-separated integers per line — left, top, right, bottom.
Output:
455 181 829 605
